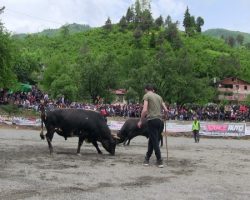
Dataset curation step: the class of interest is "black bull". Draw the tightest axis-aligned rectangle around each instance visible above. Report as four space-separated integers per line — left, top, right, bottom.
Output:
40 109 118 155
117 118 163 146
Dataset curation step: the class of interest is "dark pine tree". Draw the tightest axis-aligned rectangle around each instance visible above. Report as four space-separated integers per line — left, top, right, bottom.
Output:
103 17 112 32
119 16 128 32
155 15 163 29
125 7 134 23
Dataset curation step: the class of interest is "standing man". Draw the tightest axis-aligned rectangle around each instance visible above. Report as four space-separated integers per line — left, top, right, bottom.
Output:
192 116 200 143
138 84 168 168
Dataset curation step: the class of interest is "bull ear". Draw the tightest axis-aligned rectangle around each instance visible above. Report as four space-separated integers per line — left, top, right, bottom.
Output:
111 133 120 139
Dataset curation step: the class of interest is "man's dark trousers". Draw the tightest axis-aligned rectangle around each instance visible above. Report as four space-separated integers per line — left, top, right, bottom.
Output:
145 118 163 161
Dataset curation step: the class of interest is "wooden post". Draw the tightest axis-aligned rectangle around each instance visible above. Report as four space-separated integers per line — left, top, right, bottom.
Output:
164 119 169 163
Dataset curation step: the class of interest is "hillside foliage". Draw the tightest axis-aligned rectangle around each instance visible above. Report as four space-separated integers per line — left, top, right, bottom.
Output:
1 2 250 105
203 28 250 48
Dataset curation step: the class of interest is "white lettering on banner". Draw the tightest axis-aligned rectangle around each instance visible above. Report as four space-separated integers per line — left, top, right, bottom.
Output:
227 124 245 132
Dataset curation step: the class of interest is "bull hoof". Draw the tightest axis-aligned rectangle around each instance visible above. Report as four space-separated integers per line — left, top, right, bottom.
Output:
77 153 81 156
98 151 103 155
40 134 45 140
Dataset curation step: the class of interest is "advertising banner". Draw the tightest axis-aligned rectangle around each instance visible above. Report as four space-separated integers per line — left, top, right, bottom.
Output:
200 123 246 137
1 115 250 136
12 117 41 127
107 121 124 131
165 123 192 133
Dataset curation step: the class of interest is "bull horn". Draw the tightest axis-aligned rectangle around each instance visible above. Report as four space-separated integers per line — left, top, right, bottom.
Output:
111 133 120 139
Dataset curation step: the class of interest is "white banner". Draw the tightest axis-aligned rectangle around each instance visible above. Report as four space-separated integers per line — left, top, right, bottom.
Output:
12 117 41 127
165 123 192 133
1 115 250 136
107 121 124 131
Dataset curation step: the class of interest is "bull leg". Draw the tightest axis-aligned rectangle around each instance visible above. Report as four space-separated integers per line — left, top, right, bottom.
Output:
40 121 45 140
40 130 45 140
123 138 128 146
46 130 54 154
126 134 136 145
77 136 85 155
92 141 103 154
40 112 46 140
126 131 136 146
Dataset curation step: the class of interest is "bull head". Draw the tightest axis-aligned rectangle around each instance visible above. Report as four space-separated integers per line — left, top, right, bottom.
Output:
101 138 116 155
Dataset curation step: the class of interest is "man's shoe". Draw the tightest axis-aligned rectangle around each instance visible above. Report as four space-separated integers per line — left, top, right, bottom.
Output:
156 159 164 168
143 159 149 166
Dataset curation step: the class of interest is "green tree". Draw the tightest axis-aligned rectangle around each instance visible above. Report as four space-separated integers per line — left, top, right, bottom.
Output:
183 7 196 36
133 26 143 48
164 15 172 28
78 53 118 103
60 25 70 38
119 16 128 32
213 55 240 79
41 54 77 100
12 50 40 84
196 17 204 33
227 36 236 47
140 9 153 33
236 34 244 45
103 17 112 32
165 21 182 50
155 15 163 29
134 0 142 25
149 32 156 48
125 87 139 104
245 42 250 50
155 31 165 46
0 7 17 88
50 73 78 100
125 7 134 23
140 0 151 11
183 7 192 34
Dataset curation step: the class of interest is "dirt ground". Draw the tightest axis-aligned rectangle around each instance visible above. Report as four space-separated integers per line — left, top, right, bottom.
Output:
0 126 250 200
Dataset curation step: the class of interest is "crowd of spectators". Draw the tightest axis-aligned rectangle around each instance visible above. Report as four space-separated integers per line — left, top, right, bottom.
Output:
0 87 142 117
0 86 43 111
166 104 250 122
1 87 250 122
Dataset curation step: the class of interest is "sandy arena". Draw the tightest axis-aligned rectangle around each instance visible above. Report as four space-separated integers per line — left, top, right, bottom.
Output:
0 127 250 200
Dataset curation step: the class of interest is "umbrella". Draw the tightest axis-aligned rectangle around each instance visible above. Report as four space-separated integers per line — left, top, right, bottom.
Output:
20 83 32 92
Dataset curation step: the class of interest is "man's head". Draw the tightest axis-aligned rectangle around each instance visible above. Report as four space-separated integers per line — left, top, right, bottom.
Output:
144 84 155 92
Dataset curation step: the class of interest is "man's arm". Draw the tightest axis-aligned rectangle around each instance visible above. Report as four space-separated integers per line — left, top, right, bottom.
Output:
138 100 148 128
162 102 168 112
162 102 169 120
